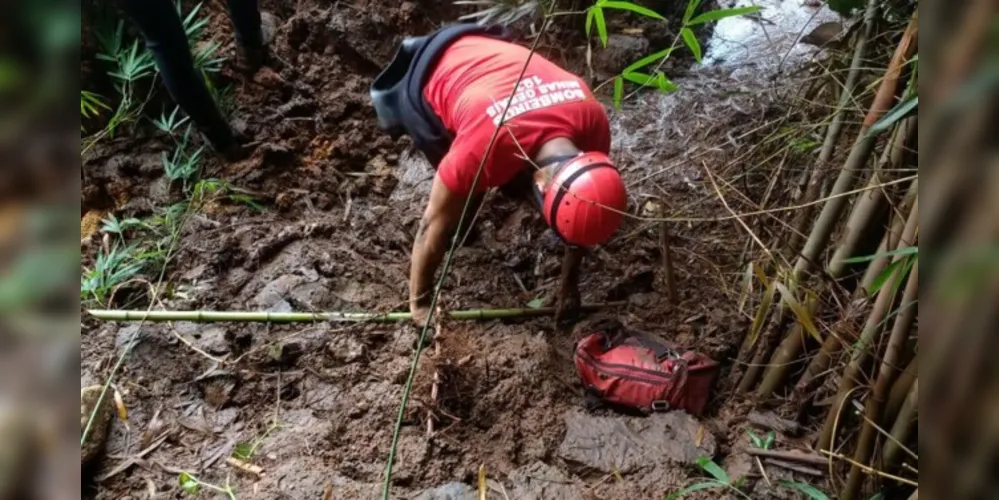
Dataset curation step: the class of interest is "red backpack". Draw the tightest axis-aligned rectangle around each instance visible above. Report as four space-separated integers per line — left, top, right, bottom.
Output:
573 319 720 416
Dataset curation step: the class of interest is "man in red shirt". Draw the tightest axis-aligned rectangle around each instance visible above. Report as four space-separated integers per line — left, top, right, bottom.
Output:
372 26 628 325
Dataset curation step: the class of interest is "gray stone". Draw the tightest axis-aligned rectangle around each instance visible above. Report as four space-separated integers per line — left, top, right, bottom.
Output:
253 274 305 308
81 385 114 464
328 337 367 364
557 409 716 473
507 462 585 500
411 482 476 500
197 327 230 355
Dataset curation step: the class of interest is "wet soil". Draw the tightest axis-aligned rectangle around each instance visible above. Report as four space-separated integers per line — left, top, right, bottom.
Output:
82 0 833 498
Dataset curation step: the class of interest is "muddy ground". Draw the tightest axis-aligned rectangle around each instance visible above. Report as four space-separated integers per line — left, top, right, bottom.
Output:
82 0 833 498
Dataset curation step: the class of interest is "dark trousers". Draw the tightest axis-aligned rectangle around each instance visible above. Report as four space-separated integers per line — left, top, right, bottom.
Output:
118 0 263 150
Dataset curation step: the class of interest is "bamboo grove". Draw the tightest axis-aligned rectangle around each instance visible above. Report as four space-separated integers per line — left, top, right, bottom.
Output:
728 1 929 498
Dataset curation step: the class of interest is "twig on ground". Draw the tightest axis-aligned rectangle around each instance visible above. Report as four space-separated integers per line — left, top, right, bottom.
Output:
764 458 825 476
226 456 264 476
746 448 828 467
819 449 918 487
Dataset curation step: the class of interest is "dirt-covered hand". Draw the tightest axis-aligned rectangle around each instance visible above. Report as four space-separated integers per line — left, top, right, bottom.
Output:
555 286 581 326
410 303 431 327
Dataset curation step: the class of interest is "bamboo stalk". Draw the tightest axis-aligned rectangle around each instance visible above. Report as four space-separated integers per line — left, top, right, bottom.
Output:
793 13 918 280
817 200 918 451
87 302 627 323
883 351 917 427
744 13 918 397
658 200 680 304
842 264 919 500
794 180 917 396
882 379 917 471
784 0 879 257
760 119 915 401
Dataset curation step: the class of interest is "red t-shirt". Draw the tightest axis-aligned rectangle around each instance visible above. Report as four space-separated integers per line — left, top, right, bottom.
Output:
424 36 611 195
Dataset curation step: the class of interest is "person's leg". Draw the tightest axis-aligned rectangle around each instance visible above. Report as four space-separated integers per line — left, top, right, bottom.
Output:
225 0 279 72
225 0 263 50
118 0 238 156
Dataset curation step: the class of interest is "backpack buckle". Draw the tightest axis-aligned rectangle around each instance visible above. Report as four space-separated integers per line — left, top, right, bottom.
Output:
651 400 670 412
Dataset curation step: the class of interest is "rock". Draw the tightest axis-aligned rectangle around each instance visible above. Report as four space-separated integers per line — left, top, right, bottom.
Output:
411 482 476 500
197 327 230 355
327 337 367 364
557 409 716 473
196 371 239 409
507 462 585 500
81 385 114 464
593 34 649 77
254 274 305 308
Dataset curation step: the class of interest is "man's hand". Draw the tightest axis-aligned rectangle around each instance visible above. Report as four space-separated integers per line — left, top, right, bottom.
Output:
555 246 585 326
555 284 581 324
410 301 431 327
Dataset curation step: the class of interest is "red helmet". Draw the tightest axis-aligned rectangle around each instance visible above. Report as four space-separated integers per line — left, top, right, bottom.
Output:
542 152 627 246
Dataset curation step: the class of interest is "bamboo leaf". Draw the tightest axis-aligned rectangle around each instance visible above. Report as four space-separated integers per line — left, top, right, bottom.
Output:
681 28 702 63
656 72 678 92
763 430 775 450
867 95 917 137
113 387 129 424
779 481 831 500
664 480 727 500
623 71 655 86
687 6 762 26
696 456 729 483
601 1 665 20
774 282 820 342
869 258 906 296
747 271 775 347
613 75 624 109
623 47 675 74
526 298 545 309
747 429 763 448
682 0 703 24
594 7 608 48
179 472 200 495
585 7 595 37
843 246 918 263
477 464 487 500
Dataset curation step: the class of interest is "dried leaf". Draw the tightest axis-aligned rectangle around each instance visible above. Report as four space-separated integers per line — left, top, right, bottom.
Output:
748 272 775 348
774 282 820 342
477 464 487 500
113 387 129 424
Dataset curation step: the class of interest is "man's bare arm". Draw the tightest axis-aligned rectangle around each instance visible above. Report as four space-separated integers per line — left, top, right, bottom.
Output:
409 174 468 322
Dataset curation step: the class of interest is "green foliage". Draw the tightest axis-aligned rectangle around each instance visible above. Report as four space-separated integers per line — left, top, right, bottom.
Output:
152 106 191 136
81 244 147 306
594 0 761 108
192 179 266 211
747 429 775 450
868 95 917 137
664 456 750 499
687 6 762 25
80 91 110 131
680 27 702 63
178 472 201 495
778 481 831 500
845 246 918 296
177 471 236 499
